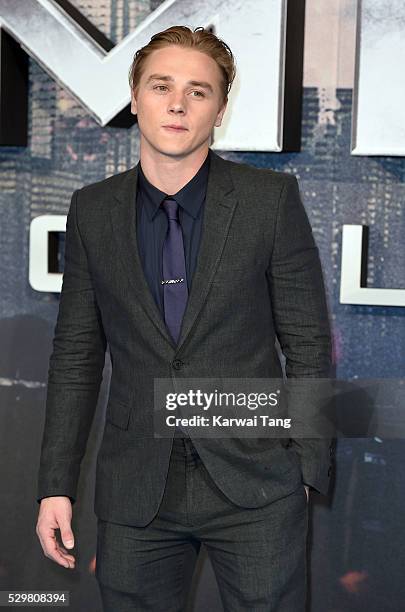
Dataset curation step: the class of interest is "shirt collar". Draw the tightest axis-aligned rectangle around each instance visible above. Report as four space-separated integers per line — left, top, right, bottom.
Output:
137 149 211 221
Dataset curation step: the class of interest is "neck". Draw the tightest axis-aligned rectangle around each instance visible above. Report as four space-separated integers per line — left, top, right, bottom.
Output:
138 143 210 195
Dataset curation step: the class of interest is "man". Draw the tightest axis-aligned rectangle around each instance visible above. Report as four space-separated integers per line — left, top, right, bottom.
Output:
36 25 333 611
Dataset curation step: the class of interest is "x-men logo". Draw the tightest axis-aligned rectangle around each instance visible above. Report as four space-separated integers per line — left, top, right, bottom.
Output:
0 0 299 151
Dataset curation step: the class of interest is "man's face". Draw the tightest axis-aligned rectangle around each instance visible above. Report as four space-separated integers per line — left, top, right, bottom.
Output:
130 45 227 159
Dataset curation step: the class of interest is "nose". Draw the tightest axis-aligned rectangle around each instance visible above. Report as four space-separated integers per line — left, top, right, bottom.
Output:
168 91 186 114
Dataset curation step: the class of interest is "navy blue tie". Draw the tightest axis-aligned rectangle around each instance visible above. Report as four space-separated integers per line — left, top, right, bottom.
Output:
161 197 190 438
161 197 188 344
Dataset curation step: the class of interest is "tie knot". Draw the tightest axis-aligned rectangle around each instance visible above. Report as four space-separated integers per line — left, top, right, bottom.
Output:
162 197 179 221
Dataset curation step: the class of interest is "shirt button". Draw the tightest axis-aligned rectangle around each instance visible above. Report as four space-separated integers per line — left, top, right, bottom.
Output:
172 359 183 370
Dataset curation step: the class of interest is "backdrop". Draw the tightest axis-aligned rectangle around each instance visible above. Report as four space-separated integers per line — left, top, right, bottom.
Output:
0 1 404 611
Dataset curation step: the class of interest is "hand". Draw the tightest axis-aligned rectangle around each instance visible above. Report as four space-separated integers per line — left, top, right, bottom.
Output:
304 485 310 501
36 496 76 569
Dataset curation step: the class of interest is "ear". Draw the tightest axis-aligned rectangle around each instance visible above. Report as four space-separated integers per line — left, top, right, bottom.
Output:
214 97 228 128
130 89 138 116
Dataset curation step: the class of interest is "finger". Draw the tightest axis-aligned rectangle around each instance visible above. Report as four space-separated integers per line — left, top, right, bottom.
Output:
54 539 76 562
57 516 75 550
57 544 76 563
43 531 75 568
46 545 72 567
36 519 75 568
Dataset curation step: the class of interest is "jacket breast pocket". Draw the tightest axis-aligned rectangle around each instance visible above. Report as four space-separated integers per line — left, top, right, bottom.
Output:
105 398 131 430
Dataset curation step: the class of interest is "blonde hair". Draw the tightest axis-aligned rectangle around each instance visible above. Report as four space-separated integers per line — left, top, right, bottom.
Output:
128 25 236 106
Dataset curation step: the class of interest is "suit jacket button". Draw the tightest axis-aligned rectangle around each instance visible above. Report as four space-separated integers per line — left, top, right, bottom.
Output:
172 359 183 370
328 465 332 476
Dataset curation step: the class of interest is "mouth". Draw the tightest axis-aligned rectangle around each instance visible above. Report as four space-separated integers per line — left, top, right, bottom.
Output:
162 125 188 132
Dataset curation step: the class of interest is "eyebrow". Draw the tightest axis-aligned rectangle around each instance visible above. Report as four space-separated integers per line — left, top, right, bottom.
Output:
146 74 214 94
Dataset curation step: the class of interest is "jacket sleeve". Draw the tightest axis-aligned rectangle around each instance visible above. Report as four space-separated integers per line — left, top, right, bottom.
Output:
37 188 107 505
266 174 334 496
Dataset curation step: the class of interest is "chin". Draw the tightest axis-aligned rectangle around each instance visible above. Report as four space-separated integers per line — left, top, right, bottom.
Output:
155 143 192 157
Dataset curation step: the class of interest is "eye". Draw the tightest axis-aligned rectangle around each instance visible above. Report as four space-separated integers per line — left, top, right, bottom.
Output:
154 85 168 92
191 90 205 98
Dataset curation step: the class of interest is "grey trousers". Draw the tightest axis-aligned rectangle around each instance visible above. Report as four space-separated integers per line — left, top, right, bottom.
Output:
95 437 308 612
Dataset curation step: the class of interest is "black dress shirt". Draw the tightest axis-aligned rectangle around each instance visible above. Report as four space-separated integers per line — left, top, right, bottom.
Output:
136 150 211 318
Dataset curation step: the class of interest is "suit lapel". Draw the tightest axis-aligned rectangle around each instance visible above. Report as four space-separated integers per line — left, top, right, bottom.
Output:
110 149 238 352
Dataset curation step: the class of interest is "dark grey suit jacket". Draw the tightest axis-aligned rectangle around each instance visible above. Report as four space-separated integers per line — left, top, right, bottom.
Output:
37 149 333 527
